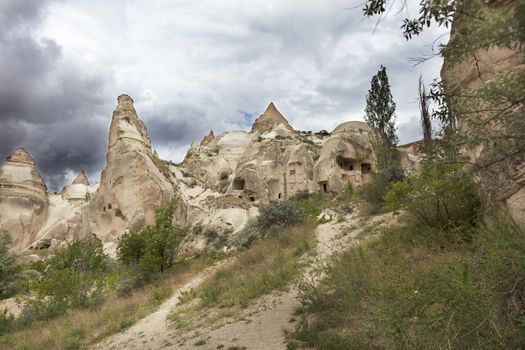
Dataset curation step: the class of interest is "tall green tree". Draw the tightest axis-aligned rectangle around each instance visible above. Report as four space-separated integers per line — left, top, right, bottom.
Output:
364 65 400 178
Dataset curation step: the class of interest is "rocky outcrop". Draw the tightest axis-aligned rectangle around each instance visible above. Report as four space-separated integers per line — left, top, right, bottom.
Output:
78 95 175 244
184 103 324 202
314 122 375 194
442 1 525 225
251 102 294 135
72 170 89 185
200 130 215 146
62 171 90 202
0 148 48 250
3 96 419 253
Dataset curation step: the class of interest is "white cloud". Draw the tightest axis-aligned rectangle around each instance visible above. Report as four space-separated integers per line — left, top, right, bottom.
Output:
38 0 448 162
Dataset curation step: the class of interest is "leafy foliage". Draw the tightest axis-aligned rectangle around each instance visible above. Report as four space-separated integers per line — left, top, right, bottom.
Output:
364 65 401 178
257 201 305 229
26 235 108 319
364 0 525 197
289 214 525 349
0 233 18 299
357 174 391 215
117 198 188 273
227 218 263 249
385 163 480 229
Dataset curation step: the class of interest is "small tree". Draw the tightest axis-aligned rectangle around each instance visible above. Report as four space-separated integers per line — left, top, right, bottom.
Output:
117 198 188 273
0 233 17 298
364 65 401 179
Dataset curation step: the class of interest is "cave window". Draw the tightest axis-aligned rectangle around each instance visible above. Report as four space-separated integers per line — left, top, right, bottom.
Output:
319 182 328 192
233 178 245 190
336 156 354 171
249 196 255 202
290 169 296 176
361 163 372 174
108 203 112 210
103 206 106 212
278 193 282 199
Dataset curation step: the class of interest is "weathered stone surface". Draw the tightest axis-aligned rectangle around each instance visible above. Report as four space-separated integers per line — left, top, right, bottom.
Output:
72 170 89 185
251 102 294 135
442 1 525 225
62 171 90 202
314 122 375 194
0 148 48 250
77 94 175 244
200 130 215 146
3 96 420 254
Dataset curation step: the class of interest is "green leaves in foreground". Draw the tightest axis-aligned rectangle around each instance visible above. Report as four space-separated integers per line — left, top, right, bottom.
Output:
117 198 188 273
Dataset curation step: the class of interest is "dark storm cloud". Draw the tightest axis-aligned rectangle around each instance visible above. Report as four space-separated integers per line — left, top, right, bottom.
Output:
0 0 112 191
144 104 210 149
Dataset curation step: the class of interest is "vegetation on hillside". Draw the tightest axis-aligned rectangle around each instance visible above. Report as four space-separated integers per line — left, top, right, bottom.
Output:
0 197 194 349
284 3 525 347
168 199 318 331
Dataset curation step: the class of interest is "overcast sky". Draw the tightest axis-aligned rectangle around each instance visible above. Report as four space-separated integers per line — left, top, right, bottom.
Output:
0 0 449 191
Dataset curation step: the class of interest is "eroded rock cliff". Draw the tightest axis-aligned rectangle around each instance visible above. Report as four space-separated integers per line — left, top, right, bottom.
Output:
0 148 49 250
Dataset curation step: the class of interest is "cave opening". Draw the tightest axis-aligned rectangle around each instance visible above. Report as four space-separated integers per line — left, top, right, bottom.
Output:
233 177 245 190
361 163 372 174
336 156 355 171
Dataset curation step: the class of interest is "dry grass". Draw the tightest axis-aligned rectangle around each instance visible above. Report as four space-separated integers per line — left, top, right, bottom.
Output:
0 257 213 350
168 222 317 331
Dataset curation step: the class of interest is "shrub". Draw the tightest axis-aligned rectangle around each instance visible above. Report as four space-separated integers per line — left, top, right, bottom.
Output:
385 163 480 229
117 198 189 273
258 201 305 229
0 232 34 299
228 218 263 249
357 174 391 214
289 213 525 349
0 309 14 336
27 235 108 316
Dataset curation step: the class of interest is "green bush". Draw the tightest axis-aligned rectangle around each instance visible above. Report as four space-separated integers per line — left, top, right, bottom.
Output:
258 201 305 229
385 163 480 229
228 218 263 249
25 235 108 320
357 174 391 214
117 198 189 273
289 214 525 349
0 309 14 336
0 232 35 299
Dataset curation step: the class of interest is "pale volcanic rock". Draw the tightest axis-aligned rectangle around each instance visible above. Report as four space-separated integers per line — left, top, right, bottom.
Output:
79 94 175 243
314 121 376 194
200 130 215 146
72 170 89 185
62 171 90 202
0 148 48 250
251 103 294 135
441 1 525 225
183 131 254 192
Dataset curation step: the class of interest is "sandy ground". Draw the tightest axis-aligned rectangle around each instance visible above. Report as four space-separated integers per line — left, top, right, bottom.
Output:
92 211 381 350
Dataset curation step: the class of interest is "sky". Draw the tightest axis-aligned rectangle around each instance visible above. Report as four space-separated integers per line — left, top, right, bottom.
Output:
0 0 449 191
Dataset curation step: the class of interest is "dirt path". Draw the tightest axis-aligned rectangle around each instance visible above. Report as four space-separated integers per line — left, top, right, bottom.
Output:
92 212 379 350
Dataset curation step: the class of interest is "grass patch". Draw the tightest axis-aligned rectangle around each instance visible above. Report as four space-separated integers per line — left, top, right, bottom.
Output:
288 214 525 349
168 222 316 329
0 256 213 350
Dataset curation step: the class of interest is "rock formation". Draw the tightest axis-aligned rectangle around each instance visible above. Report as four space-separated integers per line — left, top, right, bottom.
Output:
61 171 90 202
0 148 49 250
251 102 294 135
78 95 175 244
200 130 215 146
1 96 420 253
442 1 525 225
314 122 375 194
72 170 89 185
